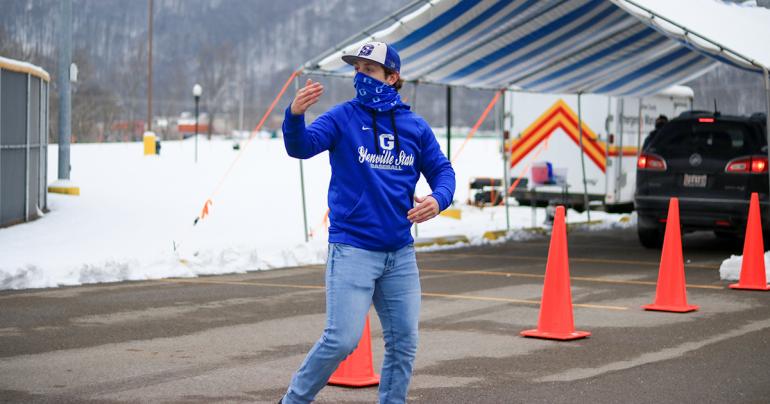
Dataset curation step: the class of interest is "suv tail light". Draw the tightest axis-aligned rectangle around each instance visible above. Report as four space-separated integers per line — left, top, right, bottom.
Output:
725 156 768 174
637 153 667 171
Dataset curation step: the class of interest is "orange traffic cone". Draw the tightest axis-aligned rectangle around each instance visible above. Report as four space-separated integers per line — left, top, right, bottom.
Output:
730 192 770 291
328 314 380 387
521 206 590 341
643 198 699 312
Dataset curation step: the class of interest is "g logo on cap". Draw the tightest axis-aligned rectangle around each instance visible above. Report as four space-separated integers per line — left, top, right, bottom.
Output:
358 44 374 57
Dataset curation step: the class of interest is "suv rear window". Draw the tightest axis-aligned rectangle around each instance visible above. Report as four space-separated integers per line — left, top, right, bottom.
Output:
650 121 762 159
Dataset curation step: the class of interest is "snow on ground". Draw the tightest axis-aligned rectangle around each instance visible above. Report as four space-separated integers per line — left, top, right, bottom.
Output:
0 136 631 290
719 252 770 282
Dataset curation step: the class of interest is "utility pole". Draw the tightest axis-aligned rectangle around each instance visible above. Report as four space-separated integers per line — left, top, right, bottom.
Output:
147 0 154 131
49 0 79 195
57 0 72 181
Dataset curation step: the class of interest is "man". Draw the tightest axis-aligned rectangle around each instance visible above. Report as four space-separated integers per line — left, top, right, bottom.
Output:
642 114 669 150
279 42 455 404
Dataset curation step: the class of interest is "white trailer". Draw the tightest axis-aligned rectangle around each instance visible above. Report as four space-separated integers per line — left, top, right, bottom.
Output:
503 86 693 211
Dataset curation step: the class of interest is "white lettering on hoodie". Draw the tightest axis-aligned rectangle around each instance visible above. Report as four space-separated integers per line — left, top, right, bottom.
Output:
358 146 414 171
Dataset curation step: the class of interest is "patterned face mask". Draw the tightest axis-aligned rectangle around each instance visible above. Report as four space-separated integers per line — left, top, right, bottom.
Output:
353 72 403 112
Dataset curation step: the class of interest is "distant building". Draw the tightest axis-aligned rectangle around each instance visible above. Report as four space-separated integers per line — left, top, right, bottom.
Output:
177 112 211 138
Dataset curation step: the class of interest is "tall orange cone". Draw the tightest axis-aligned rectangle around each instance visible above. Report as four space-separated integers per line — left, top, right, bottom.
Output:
730 192 770 291
328 314 380 387
643 198 699 312
521 206 590 341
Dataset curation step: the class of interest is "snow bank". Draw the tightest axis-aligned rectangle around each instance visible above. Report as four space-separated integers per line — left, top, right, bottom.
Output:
0 138 629 290
719 252 770 281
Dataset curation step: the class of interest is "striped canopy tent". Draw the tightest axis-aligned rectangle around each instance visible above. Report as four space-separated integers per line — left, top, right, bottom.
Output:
304 0 770 97
296 0 770 227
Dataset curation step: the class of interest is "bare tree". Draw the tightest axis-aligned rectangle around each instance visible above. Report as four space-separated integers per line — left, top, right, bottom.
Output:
111 45 148 141
197 40 237 139
71 48 121 142
0 26 37 62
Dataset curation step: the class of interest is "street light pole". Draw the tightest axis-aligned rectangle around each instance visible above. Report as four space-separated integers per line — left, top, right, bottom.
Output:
147 0 154 132
193 84 202 163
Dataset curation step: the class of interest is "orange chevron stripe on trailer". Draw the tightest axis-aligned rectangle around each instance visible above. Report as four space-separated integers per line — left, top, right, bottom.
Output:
509 113 562 167
556 101 606 160
518 99 566 139
557 114 606 170
556 113 607 170
509 103 567 166
509 99 609 172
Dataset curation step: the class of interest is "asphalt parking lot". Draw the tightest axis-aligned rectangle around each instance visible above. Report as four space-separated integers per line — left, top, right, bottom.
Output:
1 227 769 403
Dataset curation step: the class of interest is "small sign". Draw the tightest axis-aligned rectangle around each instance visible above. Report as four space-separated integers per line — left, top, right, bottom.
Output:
69 63 78 83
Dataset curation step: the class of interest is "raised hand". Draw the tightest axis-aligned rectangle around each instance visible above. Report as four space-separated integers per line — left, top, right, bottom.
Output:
290 78 324 115
407 195 440 223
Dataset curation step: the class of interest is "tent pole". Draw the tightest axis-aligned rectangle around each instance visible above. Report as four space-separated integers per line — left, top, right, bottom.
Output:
604 97 611 209
295 76 309 242
412 82 420 239
501 89 510 233
621 0 762 70
764 68 770 221
615 98 625 204
446 86 452 160
577 93 590 222
617 98 625 207
637 97 643 154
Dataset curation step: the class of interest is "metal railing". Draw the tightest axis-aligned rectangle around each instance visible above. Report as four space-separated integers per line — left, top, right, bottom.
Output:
0 62 50 227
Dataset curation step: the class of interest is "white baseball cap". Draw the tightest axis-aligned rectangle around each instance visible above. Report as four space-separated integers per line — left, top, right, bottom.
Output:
341 42 401 73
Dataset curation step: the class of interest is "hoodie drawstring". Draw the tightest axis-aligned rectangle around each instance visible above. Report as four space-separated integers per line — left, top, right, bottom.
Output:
371 109 380 155
389 111 400 154
371 109 400 155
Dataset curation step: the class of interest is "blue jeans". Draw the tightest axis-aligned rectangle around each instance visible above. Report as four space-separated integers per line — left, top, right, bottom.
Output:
283 243 421 404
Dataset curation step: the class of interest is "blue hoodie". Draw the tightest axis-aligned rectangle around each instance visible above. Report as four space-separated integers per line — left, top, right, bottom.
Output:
283 98 455 251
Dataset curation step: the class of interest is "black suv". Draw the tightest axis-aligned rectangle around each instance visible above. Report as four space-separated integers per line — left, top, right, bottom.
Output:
635 111 768 248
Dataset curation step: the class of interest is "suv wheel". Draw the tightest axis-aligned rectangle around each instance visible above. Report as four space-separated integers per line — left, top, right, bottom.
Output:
638 226 664 249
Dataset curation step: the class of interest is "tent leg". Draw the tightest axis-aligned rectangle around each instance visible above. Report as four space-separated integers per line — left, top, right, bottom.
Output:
637 97 643 153
295 76 309 242
764 68 770 221
413 82 420 239
299 159 308 243
577 93 590 222
614 98 624 203
604 97 611 209
446 86 452 161
501 89 510 233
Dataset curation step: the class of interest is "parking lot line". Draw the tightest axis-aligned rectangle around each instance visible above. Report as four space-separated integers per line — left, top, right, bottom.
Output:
420 268 725 290
158 278 325 290
159 278 629 311
421 292 628 311
422 252 718 270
